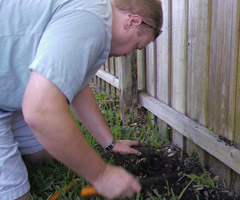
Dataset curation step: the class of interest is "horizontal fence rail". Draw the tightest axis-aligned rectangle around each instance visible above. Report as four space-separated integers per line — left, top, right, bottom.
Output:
139 92 240 175
96 69 119 89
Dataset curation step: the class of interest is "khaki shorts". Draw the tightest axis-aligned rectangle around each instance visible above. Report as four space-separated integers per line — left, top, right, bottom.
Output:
0 110 44 199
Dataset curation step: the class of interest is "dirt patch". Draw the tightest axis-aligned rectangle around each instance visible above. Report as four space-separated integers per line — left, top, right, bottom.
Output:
90 86 239 199
102 143 239 200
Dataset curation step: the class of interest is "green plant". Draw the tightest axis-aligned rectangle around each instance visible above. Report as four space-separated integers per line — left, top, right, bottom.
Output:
177 177 196 199
187 170 216 190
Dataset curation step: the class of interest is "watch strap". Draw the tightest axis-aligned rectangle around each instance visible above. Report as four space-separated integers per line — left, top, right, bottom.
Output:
105 138 116 151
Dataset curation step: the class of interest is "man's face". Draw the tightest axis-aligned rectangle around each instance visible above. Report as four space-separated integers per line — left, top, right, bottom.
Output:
109 14 154 57
109 30 153 57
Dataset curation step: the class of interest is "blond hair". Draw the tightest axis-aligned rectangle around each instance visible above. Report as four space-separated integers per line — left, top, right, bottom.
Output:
114 0 163 38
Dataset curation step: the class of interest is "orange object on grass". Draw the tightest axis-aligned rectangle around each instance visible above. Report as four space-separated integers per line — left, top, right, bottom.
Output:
49 179 79 200
80 185 98 197
49 179 98 200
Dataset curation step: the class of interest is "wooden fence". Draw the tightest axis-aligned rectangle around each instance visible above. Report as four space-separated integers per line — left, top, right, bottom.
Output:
92 0 240 193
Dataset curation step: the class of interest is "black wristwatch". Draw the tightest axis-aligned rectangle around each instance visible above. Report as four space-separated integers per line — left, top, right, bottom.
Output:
105 138 116 151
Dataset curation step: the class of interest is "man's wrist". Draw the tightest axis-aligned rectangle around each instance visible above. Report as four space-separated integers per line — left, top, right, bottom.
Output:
105 138 116 151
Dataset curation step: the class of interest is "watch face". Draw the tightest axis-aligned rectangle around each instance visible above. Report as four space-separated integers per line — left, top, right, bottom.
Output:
106 144 114 151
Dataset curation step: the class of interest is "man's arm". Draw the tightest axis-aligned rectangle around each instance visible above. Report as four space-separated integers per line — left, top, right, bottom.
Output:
22 71 106 183
71 84 140 155
22 71 141 199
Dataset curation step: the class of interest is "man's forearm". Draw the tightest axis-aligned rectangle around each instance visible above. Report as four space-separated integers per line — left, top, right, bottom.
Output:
22 71 107 184
72 85 114 148
28 109 106 183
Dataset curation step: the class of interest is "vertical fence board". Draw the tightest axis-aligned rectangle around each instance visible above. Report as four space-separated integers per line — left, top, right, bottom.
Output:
186 0 209 165
100 62 105 89
115 57 120 96
207 0 239 185
208 0 238 140
137 49 146 92
233 0 240 194
113 58 118 95
109 57 114 94
186 0 209 125
156 0 171 135
156 0 170 105
115 58 119 78
146 43 156 97
119 52 138 121
146 43 157 124
236 6 240 145
105 59 110 93
171 0 187 149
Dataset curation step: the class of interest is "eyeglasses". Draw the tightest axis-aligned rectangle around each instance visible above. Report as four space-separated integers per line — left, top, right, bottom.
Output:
141 20 162 40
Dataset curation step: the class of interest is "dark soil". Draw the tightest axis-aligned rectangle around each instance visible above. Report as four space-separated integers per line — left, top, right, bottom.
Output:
102 143 239 200
91 86 240 199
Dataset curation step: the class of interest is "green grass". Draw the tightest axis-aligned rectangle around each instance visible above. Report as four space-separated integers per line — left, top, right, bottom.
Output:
27 90 223 200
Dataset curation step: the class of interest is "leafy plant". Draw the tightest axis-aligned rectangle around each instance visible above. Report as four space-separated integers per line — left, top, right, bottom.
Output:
187 170 216 190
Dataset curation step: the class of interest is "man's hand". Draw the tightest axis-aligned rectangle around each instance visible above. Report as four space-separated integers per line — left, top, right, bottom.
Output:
111 140 141 155
93 165 141 199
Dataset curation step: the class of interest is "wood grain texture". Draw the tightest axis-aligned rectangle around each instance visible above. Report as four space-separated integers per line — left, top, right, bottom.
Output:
137 49 146 92
156 0 171 105
146 42 156 97
155 0 171 136
96 69 119 89
171 0 187 149
119 52 138 121
233 1 240 145
187 0 209 125
208 0 239 140
186 0 210 167
232 1 240 193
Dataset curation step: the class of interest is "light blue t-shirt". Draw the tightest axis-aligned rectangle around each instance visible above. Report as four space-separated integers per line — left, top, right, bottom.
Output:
0 0 112 111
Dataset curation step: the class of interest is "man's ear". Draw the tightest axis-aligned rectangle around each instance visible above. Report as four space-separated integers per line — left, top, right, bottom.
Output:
123 14 142 30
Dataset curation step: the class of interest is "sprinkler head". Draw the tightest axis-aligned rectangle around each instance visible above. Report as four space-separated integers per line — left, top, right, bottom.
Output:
148 155 161 174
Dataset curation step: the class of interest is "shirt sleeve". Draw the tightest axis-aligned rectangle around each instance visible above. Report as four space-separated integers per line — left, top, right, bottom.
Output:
29 11 107 103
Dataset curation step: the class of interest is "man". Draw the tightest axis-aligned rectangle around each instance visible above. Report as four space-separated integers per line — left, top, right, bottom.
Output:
0 0 163 199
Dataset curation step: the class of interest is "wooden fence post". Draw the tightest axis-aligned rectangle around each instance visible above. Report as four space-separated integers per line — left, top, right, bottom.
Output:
118 50 138 122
